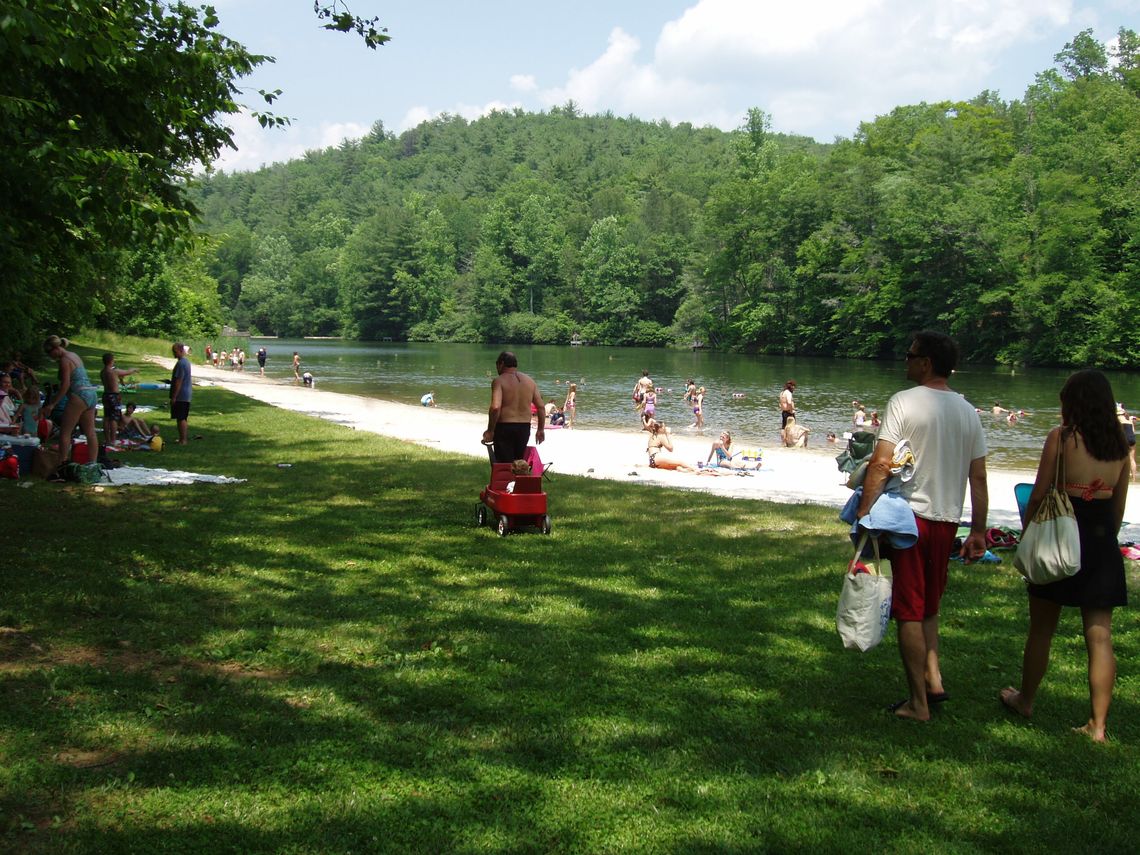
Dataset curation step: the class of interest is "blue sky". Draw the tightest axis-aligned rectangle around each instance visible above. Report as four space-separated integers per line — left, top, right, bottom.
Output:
209 0 1137 172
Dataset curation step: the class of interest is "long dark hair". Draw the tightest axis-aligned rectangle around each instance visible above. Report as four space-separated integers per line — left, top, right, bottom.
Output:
1060 370 1128 461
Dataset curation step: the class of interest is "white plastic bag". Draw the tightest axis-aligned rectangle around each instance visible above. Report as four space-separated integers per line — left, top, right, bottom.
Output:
836 534 893 652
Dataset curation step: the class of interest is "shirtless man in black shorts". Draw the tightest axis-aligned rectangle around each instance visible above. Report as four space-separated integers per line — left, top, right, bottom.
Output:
100 351 139 447
482 351 545 462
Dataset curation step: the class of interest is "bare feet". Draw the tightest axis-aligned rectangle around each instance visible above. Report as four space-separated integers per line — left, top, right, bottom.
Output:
891 700 930 722
999 687 1032 718
1072 722 1107 743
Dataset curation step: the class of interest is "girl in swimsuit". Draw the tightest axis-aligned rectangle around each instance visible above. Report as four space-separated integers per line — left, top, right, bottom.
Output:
563 383 576 429
707 431 733 468
645 419 695 472
1001 370 1131 742
42 335 99 465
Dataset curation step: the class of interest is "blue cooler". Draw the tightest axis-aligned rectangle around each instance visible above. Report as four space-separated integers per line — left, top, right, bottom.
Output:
3 436 40 477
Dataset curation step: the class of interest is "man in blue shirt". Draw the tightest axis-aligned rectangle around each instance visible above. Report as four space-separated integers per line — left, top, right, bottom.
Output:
169 342 193 445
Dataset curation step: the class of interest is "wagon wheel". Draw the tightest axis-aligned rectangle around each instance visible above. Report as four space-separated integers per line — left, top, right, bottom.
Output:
497 515 510 537
476 503 487 526
541 515 552 535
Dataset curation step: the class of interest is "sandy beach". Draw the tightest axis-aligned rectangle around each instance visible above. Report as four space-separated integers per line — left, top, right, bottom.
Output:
142 356 1138 536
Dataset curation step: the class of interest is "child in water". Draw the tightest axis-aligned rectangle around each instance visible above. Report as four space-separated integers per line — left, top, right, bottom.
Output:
563 383 577 428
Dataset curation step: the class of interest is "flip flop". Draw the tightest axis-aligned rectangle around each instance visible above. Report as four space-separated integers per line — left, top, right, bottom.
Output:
887 691 949 713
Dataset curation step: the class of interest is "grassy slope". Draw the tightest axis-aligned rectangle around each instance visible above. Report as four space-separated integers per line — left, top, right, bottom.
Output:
2 341 1137 854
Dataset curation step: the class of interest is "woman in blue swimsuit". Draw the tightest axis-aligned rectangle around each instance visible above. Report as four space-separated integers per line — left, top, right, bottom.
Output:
43 335 99 464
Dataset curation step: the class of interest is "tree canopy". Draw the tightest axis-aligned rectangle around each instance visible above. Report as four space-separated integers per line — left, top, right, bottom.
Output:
190 27 1139 366
4 11 1136 368
0 1 385 351
0 1 278 347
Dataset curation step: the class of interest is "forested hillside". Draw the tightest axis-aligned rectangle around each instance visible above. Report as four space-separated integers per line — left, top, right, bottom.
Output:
189 29 1138 365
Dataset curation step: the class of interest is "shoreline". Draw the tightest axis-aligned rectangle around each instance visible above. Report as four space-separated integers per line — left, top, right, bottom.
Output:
153 358 1140 536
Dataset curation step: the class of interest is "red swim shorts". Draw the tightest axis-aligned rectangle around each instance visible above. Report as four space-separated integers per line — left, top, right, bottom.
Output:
887 516 959 622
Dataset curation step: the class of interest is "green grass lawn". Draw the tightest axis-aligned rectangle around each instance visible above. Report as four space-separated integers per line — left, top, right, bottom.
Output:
2 342 1138 853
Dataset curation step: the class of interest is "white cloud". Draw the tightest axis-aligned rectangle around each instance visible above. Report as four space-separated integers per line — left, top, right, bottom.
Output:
657 0 880 65
538 27 721 123
397 105 435 133
396 99 523 133
532 0 1077 139
317 121 371 149
510 73 538 92
209 112 371 173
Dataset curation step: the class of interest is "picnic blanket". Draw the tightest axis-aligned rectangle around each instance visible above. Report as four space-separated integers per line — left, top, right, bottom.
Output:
104 466 245 486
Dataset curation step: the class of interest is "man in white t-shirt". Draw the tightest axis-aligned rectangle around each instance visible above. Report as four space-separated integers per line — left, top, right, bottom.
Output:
856 331 988 722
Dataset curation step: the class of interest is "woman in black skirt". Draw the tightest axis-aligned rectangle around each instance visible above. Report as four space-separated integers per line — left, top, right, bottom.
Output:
1001 370 1131 742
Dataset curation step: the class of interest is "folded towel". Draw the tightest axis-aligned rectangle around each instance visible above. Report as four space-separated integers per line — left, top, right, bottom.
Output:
839 487 919 549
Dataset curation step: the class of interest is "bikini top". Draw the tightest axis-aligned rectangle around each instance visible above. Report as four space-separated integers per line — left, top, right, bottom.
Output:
1064 479 1113 501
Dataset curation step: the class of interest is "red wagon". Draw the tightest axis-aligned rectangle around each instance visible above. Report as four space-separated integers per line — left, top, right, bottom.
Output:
477 444 551 536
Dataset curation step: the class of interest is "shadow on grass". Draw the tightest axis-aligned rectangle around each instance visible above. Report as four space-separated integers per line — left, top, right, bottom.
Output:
2 385 1137 853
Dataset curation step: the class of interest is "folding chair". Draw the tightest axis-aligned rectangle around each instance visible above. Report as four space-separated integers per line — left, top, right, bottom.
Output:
1014 482 1033 527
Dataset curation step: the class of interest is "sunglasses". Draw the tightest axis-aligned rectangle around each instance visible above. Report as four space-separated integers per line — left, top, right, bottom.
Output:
904 351 925 361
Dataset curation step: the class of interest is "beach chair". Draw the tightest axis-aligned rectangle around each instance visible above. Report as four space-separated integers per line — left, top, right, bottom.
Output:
1014 482 1033 527
836 430 877 475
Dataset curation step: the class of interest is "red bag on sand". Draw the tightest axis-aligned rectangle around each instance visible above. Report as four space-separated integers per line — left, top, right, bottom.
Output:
0 455 18 479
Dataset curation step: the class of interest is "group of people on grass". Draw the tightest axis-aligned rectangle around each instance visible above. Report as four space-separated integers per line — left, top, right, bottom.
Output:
0 357 44 439
6 337 190 472
486 337 1132 742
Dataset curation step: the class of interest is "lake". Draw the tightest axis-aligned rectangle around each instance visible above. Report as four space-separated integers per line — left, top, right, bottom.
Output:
238 339 1140 471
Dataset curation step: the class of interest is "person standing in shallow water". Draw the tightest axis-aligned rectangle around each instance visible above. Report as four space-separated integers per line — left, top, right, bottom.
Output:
1000 370 1130 742
780 380 796 429
563 383 577 429
483 351 544 463
632 370 652 414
